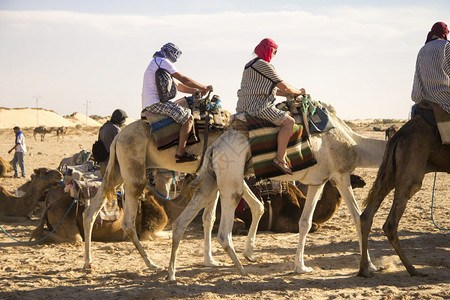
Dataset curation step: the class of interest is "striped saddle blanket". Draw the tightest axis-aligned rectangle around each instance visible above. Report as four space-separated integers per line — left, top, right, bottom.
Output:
65 179 120 222
141 98 199 150
246 115 317 180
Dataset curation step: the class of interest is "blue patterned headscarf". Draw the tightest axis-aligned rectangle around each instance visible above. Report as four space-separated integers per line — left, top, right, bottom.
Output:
153 43 182 63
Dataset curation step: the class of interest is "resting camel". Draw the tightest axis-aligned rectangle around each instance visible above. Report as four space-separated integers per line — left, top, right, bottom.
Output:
0 168 63 222
82 109 259 271
33 126 53 141
233 175 366 234
0 156 12 177
384 125 398 140
167 107 387 280
29 177 194 243
358 114 450 278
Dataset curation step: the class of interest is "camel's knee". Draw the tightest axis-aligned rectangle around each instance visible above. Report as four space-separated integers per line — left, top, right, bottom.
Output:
382 221 397 241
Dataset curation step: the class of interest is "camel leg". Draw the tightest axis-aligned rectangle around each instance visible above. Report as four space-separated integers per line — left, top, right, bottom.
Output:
294 183 325 273
216 189 248 276
241 180 265 262
384 174 426 276
202 192 221 266
334 175 378 274
358 185 394 277
122 182 161 270
168 177 218 281
83 186 109 269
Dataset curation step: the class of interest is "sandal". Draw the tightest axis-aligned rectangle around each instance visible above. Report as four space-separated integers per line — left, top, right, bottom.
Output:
175 152 199 163
272 158 293 175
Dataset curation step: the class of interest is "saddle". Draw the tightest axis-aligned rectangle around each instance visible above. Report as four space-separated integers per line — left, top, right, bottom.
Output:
413 101 450 144
141 92 226 150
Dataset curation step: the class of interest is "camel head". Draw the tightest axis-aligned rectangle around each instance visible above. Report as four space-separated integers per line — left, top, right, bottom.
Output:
31 168 63 185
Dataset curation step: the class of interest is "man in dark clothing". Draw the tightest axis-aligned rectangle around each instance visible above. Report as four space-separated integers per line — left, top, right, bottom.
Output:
98 109 128 176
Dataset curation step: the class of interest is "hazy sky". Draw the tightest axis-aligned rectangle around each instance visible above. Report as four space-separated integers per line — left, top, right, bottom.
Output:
0 0 449 120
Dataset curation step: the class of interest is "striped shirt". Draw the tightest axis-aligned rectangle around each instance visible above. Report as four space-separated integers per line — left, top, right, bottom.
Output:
412 39 450 113
236 58 282 116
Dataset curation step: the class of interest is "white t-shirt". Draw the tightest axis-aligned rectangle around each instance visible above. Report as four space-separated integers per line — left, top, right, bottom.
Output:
141 57 178 109
15 132 26 153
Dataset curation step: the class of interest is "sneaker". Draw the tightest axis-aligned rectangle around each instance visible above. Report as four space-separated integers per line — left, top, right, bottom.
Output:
13 174 19 178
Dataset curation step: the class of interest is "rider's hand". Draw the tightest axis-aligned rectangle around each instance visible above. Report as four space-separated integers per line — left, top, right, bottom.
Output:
200 85 213 96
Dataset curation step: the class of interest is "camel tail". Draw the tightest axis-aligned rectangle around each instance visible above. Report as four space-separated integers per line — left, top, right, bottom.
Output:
364 135 398 206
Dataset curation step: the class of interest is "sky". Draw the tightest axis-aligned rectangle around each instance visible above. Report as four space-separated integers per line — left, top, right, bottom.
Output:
0 0 449 120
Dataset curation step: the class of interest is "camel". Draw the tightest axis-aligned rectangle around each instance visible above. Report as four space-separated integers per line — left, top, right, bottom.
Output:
384 125 398 140
358 114 450 278
232 175 366 234
81 110 258 272
56 126 68 141
167 107 387 281
0 156 12 177
33 126 53 141
29 178 194 243
0 168 63 222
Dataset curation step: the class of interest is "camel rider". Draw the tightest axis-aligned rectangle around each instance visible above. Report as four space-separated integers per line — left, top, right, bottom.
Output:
142 42 214 163
412 21 450 144
236 38 306 175
98 109 128 176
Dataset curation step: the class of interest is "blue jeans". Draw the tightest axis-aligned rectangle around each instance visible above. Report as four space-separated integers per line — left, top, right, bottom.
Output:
12 151 25 177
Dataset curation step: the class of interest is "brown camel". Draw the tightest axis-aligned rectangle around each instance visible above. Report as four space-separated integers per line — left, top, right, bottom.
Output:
0 168 63 222
56 126 68 141
384 125 398 140
30 174 195 243
359 114 450 278
232 175 366 234
0 156 13 177
33 126 53 141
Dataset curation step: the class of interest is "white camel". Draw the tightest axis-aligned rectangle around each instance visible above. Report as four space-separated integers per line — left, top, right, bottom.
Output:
167 109 387 280
82 118 265 270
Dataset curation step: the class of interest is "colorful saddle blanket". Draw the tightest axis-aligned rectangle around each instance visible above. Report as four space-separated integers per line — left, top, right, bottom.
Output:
246 115 317 180
65 179 120 222
141 98 200 150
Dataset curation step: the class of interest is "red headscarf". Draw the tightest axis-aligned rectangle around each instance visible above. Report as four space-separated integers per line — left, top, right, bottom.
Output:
254 38 278 63
425 22 449 43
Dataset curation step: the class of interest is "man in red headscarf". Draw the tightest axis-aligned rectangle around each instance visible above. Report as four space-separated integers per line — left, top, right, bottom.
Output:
236 38 306 174
412 21 450 143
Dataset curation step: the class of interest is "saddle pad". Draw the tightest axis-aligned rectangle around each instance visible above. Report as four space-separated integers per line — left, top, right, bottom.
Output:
66 179 120 222
246 115 317 180
141 99 199 150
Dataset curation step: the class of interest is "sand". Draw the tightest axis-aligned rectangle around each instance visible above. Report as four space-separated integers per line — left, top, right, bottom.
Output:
0 113 449 299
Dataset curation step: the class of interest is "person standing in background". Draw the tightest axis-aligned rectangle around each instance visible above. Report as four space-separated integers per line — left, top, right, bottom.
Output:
8 126 26 178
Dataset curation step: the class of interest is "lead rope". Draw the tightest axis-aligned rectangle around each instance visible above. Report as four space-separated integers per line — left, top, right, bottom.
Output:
430 172 449 230
0 198 78 244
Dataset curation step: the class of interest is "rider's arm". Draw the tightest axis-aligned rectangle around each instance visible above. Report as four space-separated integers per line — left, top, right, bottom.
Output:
276 81 305 97
172 72 213 95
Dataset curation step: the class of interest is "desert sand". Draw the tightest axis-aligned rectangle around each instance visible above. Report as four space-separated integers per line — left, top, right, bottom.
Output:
0 109 448 299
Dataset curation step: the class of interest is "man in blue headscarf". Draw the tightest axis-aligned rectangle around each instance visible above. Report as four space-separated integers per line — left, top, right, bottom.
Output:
141 42 213 163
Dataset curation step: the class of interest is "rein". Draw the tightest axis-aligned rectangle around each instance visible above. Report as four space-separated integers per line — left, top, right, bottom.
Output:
430 172 449 231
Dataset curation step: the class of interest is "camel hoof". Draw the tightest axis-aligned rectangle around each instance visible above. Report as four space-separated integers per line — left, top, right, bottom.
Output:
293 265 314 274
148 264 163 271
244 254 256 263
204 259 222 267
357 268 374 278
410 270 428 277
84 263 95 270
